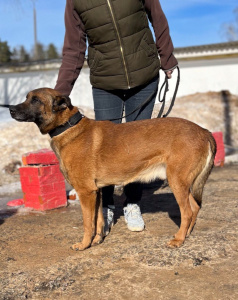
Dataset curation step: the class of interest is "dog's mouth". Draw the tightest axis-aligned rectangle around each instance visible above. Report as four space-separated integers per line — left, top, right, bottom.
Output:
9 106 35 122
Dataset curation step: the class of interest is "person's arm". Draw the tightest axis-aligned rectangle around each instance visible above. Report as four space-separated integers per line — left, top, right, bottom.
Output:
54 0 86 96
144 0 178 77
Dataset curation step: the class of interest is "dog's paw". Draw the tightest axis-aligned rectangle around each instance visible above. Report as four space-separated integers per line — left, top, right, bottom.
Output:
91 233 104 247
71 242 90 251
167 238 184 248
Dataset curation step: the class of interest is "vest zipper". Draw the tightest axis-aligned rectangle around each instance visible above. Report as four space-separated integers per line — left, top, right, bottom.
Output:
106 0 130 89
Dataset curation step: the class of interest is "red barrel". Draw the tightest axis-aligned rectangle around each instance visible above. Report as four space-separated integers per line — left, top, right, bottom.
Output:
212 132 225 167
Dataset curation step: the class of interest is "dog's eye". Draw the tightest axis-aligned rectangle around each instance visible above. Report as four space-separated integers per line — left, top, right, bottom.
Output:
31 97 41 104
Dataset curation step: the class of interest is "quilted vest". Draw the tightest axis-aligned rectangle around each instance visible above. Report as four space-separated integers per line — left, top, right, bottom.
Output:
73 0 160 90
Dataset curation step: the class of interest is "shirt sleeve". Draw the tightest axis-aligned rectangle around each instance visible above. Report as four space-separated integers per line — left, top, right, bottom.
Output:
144 0 178 71
54 0 86 96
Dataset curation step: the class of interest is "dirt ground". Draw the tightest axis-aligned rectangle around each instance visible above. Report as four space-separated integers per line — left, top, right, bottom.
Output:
0 164 237 300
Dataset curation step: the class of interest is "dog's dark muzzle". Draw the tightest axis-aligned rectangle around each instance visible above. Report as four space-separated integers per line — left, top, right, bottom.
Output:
9 104 35 122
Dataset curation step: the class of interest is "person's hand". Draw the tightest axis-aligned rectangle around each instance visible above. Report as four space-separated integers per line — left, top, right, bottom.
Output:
165 70 173 79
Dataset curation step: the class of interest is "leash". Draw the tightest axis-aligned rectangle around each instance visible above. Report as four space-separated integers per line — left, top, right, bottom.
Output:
0 104 11 108
110 66 180 121
157 66 180 118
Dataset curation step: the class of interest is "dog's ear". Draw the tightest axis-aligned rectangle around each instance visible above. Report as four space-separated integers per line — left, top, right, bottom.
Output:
52 95 72 112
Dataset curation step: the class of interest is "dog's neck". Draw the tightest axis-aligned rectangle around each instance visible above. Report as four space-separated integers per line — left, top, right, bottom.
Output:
49 111 84 138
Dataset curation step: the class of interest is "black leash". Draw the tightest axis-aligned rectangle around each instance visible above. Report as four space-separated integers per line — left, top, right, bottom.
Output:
0 104 11 108
157 66 180 118
109 66 180 121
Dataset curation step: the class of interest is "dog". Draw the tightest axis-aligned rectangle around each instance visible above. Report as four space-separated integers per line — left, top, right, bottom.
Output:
9 88 216 250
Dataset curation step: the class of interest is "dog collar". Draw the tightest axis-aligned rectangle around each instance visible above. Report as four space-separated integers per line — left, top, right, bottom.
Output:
49 111 84 138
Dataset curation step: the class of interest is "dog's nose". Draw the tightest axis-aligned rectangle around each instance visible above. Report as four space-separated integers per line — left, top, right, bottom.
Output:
9 105 16 116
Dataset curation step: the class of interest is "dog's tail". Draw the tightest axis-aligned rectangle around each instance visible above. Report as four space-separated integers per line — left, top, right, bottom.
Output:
191 133 217 207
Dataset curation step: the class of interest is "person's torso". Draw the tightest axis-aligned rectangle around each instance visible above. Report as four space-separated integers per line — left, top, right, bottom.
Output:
73 0 160 90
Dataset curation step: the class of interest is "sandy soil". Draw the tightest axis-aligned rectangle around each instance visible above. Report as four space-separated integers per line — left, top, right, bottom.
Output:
0 164 237 299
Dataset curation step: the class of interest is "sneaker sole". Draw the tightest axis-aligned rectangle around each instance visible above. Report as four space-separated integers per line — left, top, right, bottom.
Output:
124 217 144 232
127 225 144 232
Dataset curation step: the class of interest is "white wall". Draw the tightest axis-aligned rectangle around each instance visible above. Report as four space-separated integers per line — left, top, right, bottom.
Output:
0 56 238 109
176 57 238 97
0 67 94 108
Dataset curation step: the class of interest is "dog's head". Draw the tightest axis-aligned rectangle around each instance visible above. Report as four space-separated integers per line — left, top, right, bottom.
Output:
9 88 75 134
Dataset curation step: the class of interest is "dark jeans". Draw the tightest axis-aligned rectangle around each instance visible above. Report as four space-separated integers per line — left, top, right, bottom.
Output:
92 75 159 208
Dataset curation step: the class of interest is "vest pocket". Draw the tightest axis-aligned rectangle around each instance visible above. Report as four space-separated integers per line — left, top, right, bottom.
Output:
140 39 157 58
88 49 102 72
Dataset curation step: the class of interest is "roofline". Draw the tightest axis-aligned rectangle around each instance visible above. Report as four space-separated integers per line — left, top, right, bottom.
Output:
174 41 238 60
174 41 238 54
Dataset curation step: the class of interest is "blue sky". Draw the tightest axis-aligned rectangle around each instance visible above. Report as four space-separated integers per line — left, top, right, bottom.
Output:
0 0 237 53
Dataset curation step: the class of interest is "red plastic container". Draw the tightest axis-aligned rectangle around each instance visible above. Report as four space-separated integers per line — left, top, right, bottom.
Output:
212 132 225 167
19 149 67 211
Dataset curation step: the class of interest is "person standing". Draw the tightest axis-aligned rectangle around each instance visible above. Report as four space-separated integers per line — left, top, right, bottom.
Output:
55 0 178 235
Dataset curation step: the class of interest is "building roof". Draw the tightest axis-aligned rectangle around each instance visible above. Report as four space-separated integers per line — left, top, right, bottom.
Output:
174 41 238 60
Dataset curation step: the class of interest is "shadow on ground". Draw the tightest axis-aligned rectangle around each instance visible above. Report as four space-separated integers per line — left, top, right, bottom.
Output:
113 181 181 228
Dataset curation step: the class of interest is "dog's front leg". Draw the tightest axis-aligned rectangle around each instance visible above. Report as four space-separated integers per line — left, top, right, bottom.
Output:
71 188 98 251
91 190 104 246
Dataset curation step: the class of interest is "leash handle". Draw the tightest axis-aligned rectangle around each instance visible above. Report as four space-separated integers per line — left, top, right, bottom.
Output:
157 66 180 118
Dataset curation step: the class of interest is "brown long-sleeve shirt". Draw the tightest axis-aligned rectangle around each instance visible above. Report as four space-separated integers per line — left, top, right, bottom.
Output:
55 0 178 95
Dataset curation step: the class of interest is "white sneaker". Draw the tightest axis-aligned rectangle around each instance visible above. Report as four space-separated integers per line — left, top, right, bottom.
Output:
103 206 115 236
123 204 145 231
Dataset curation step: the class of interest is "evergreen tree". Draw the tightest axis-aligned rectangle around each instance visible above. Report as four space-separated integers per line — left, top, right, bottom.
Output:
19 45 30 62
46 43 59 59
32 42 45 60
0 40 12 63
12 47 19 62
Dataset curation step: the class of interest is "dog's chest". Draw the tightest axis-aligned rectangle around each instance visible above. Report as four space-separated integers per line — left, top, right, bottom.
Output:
50 140 70 183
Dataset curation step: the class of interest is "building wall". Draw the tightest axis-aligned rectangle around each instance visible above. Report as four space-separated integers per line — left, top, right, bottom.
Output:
177 56 238 97
0 56 238 108
0 67 93 108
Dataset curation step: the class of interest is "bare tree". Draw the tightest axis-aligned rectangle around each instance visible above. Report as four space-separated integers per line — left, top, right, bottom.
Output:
221 7 238 41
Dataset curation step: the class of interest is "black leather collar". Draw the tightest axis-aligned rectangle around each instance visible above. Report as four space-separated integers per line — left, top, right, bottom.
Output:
49 111 84 138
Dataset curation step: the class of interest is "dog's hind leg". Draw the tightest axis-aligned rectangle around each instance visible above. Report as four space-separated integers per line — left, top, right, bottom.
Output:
71 187 98 251
91 190 105 246
186 193 200 237
166 170 193 248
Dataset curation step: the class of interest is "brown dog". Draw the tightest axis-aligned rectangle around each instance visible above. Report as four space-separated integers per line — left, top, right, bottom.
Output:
9 88 216 250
